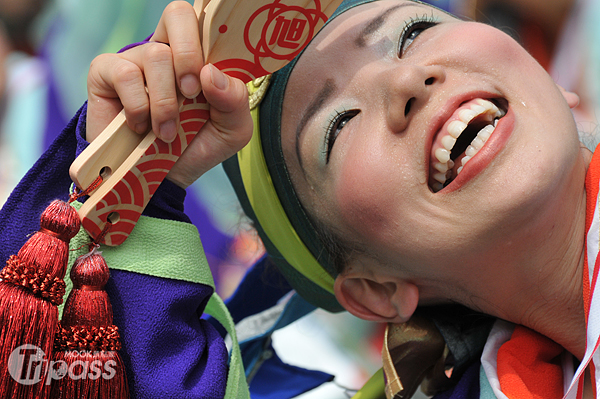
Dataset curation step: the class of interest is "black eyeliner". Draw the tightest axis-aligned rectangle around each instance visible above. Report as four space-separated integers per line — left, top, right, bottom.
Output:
398 13 439 57
323 109 359 163
324 110 345 163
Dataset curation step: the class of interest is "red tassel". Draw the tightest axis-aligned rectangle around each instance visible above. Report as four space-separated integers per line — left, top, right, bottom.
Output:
49 250 129 399
0 200 80 399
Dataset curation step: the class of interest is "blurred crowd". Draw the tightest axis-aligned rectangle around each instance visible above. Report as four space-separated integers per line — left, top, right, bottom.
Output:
0 0 598 397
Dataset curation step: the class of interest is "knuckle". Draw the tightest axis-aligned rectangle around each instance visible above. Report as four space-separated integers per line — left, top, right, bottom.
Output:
172 50 202 75
89 53 109 70
87 54 111 82
113 62 143 86
128 101 150 119
144 43 173 65
155 96 178 108
174 48 201 65
153 96 179 116
164 1 194 17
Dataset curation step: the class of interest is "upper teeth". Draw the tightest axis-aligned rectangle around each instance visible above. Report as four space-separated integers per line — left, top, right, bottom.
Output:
432 98 505 192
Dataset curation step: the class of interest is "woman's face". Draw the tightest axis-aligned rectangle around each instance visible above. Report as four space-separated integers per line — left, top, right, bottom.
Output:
280 0 583 302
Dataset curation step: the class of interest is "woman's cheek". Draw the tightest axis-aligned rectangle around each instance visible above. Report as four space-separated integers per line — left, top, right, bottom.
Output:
436 22 533 74
334 148 404 241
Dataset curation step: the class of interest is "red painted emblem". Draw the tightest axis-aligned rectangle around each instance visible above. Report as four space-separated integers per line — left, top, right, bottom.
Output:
244 0 328 62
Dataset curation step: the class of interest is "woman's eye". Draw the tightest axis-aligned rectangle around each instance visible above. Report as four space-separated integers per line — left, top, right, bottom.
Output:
398 19 438 56
325 110 359 162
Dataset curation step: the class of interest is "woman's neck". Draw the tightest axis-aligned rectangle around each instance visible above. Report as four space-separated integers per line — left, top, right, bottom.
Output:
518 238 586 359
465 145 592 360
504 146 592 359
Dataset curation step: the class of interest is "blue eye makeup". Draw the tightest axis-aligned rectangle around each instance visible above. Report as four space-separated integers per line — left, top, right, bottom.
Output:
323 109 360 163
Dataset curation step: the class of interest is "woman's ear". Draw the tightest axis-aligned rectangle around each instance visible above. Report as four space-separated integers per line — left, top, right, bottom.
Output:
557 84 580 109
334 272 419 324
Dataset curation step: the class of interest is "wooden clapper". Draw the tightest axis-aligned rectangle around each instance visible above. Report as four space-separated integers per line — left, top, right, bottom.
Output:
70 0 342 246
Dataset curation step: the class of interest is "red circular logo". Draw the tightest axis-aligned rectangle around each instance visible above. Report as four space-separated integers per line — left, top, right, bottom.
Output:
244 0 327 65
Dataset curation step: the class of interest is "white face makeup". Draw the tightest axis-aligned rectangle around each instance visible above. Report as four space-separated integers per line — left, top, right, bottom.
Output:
280 0 583 302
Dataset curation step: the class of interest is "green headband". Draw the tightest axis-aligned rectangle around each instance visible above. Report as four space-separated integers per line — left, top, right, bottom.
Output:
223 0 381 312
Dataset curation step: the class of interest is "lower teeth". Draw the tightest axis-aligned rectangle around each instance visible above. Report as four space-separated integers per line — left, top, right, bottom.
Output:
433 121 499 191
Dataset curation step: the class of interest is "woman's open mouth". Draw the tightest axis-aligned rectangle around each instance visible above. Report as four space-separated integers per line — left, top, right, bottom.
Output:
429 98 508 192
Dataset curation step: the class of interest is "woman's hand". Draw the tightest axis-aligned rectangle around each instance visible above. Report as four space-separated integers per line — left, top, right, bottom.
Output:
86 1 253 189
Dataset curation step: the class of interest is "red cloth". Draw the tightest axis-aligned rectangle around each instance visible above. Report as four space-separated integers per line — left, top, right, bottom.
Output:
497 326 564 399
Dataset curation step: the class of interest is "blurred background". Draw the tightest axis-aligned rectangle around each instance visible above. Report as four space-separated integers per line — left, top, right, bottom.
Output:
0 0 597 397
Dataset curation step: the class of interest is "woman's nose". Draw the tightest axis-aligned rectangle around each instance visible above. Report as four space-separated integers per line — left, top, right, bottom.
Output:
384 64 445 132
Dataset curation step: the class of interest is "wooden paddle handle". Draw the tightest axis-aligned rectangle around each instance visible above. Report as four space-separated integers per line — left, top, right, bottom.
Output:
71 96 209 245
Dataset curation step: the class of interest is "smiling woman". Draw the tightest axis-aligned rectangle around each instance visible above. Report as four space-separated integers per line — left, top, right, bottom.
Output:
270 0 584 326
0 0 596 398
225 0 592 396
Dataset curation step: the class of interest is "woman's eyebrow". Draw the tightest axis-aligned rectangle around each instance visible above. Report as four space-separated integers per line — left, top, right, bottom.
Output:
354 3 425 47
296 79 336 172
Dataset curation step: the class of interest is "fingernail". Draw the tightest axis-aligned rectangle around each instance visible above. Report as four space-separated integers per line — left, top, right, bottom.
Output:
159 120 177 142
209 64 228 90
180 74 200 98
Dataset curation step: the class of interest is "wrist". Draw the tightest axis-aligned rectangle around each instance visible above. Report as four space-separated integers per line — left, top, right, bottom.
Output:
143 179 190 223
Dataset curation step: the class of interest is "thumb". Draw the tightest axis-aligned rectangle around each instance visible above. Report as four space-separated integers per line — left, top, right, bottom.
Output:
166 64 253 188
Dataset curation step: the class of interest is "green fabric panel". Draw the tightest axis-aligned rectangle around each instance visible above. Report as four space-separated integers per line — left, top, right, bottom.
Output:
479 365 497 399
69 201 214 286
205 294 251 399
